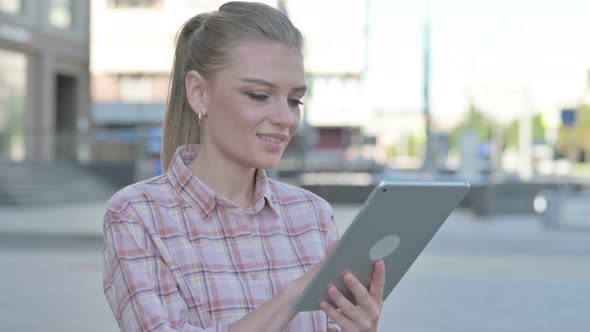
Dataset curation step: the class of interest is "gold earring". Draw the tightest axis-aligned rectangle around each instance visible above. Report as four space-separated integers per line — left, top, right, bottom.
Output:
198 112 203 126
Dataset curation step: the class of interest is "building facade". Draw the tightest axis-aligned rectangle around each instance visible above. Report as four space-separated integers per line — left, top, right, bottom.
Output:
90 0 231 164
90 0 373 173
0 0 90 162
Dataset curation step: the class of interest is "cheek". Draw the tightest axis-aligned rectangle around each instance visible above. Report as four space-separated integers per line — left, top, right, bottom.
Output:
291 110 301 130
211 97 253 131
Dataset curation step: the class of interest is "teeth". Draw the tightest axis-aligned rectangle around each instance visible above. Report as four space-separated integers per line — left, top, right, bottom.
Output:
258 135 283 143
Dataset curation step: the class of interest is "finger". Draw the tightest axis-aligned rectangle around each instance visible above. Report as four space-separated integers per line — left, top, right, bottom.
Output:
369 260 386 303
343 272 373 310
327 286 362 322
320 300 354 331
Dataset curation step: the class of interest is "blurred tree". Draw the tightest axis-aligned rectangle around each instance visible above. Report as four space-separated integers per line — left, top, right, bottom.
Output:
503 113 546 148
449 102 493 151
386 134 419 157
386 144 396 158
407 134 418 156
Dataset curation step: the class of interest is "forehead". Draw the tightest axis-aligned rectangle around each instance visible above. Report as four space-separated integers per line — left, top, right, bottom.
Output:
216 41 305 85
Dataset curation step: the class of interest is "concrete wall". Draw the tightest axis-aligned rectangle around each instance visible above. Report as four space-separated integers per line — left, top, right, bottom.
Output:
0 0 90 162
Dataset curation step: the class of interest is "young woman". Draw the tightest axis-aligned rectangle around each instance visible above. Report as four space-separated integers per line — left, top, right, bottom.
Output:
102 2 385 331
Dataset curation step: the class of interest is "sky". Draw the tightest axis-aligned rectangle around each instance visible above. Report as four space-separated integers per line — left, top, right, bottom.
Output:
363 0 590 125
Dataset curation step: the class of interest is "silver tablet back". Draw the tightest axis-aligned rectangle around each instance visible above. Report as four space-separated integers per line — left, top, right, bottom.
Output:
295 181 470 312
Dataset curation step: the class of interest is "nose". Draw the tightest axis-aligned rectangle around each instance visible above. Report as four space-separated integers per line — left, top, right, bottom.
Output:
270 98 297 128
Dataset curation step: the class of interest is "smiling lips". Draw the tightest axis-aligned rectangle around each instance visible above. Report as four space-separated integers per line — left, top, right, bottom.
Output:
257 133 287 152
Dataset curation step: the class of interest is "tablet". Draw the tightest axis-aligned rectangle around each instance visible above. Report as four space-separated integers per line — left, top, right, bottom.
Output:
295 180 470 312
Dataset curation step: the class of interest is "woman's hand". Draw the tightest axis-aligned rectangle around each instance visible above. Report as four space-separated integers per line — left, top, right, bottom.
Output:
320 260 386 332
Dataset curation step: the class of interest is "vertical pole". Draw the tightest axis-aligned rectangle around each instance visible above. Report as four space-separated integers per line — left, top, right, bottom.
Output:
518 90 533 180
421 0 436 172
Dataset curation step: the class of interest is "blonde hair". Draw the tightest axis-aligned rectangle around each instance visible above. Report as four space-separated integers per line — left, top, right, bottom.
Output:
161 1 303 171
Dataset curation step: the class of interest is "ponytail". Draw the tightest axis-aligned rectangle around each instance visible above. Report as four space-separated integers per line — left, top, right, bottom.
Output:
161 14 209 172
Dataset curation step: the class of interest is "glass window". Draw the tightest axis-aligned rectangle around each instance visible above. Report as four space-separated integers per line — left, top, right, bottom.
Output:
0 0 22 15
119 75 153 102
48 0 72 29
107 0 162 8
0 49 27 161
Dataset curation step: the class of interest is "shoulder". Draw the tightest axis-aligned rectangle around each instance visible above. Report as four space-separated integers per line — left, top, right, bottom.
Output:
267 178 334 216
105 173 175 218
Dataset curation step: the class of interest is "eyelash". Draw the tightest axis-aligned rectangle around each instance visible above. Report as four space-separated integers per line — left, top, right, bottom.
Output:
245 92 304 107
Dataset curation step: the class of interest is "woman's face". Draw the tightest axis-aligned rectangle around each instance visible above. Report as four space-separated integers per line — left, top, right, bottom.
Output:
198 41 306 170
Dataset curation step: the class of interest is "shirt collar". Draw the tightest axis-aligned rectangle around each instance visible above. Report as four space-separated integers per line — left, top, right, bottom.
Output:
252 167 279 217
167 144 278 219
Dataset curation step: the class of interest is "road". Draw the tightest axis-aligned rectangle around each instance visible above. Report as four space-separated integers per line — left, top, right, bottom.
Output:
1 206 589 331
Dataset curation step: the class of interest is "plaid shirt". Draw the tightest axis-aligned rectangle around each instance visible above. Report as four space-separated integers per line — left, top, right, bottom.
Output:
103 144 340 332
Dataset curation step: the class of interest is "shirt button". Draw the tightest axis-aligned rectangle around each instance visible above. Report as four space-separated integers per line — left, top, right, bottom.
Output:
251 273 260 280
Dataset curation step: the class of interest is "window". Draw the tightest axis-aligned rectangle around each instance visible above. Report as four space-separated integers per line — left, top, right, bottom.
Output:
0 0 22 15
48 0 73 29
0 49 27 161
107 0 162 8
119 75 153 102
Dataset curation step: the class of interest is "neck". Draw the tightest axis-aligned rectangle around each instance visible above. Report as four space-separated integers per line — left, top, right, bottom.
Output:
188 144 257 211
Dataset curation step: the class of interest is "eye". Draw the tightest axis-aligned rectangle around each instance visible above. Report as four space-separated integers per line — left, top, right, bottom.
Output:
245 92 269 102
288 98 304 107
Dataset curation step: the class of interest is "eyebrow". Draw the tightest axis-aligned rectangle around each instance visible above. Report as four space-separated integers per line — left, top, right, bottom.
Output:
240 77 307 93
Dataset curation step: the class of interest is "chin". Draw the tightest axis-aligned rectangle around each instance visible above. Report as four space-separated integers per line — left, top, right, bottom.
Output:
251 152 284 170
255 157 282 170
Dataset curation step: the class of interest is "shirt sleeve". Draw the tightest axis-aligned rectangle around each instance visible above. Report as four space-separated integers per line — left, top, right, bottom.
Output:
327 317 342 331
102 210 231 332
326 212 340 246
323 206 342 331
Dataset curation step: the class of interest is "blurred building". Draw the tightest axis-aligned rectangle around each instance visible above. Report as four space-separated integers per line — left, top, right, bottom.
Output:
368 110 424 158
91 0 376 174
91 0 224 164
0 0 90 162
288 0 373 171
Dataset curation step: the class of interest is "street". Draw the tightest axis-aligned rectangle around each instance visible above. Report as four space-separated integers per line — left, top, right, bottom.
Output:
1 205 589 331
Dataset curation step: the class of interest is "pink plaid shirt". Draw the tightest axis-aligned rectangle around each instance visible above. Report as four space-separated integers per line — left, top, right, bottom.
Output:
103 144 340 331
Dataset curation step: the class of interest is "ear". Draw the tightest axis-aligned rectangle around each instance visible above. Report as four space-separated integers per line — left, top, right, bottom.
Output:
185 70 209 116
